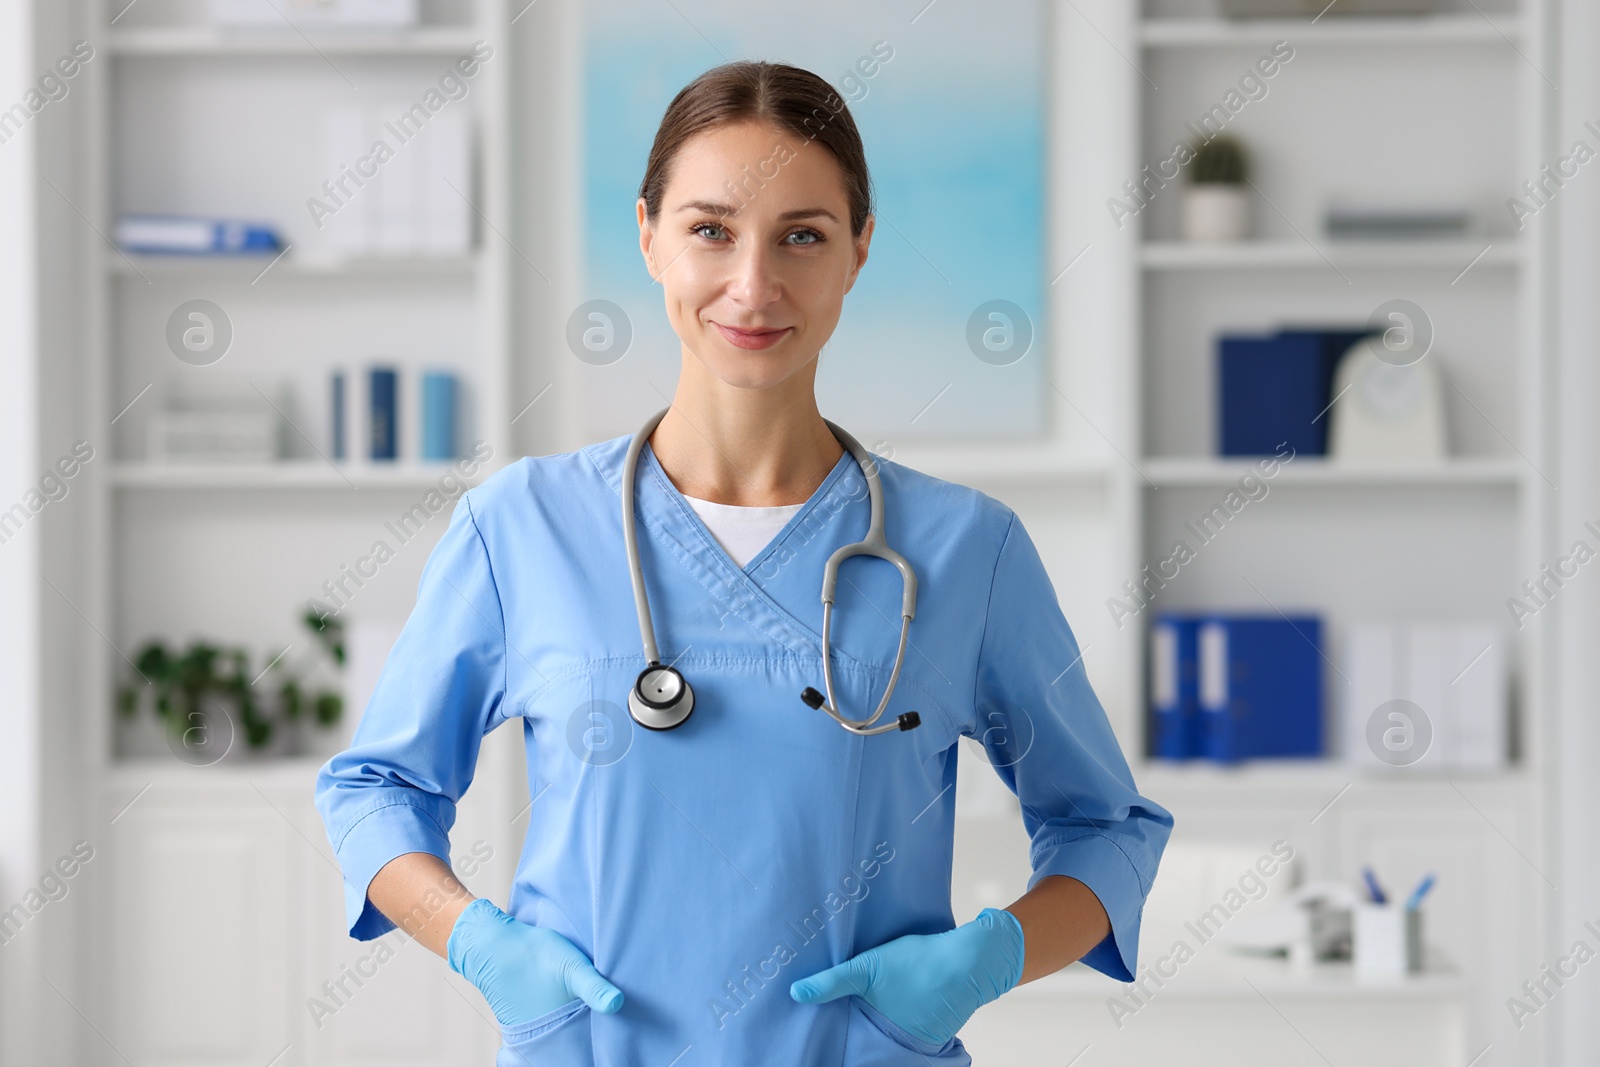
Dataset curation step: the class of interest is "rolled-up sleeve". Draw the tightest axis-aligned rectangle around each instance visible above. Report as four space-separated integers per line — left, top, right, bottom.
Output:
972 512 1173 982
314 492 508 941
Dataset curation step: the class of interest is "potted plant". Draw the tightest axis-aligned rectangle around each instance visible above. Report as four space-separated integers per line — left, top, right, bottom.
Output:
1183 135 1252 242
118 611 344 765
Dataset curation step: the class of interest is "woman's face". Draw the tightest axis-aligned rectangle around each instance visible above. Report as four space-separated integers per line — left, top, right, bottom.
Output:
638 119 873 392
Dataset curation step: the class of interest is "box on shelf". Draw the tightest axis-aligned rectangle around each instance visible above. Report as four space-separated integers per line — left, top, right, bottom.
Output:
207 0 420 27
148 411 277 464
1340 620 1506 770
1221 0 1437 15
319 103 473 256
147 375 284 464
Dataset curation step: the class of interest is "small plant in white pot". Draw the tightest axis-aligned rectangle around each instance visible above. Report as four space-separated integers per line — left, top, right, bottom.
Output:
1183 135 1252 242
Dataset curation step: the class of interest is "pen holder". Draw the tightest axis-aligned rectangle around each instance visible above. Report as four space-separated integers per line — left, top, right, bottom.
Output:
1354 903 1423 976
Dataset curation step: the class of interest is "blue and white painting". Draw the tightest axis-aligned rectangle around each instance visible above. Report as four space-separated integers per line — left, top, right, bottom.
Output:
580 0 1045 442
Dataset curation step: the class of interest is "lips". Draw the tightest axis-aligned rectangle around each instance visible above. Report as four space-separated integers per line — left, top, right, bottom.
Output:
713 322 792 351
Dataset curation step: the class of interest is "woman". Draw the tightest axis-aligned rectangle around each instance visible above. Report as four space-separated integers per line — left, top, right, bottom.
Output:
315 60 1172 1066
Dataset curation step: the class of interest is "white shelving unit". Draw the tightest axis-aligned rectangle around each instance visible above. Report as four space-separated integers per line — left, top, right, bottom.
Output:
1104 2 1553 1065
79 2 522 1064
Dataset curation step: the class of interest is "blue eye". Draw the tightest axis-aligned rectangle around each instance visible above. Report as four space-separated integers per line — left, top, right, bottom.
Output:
687 222 827 246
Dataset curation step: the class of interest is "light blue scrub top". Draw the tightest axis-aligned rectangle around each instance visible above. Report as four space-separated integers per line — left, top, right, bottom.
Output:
315 433 1174 1066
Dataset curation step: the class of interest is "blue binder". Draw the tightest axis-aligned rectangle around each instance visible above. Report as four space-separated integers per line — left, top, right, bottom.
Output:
1217 327 1374 457
1149 614 1199 760
420 371 457 461
369 367 398 461
1196 614 1324 762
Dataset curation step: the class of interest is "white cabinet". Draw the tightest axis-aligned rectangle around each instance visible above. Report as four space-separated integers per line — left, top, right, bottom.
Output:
97 741 521 1067
103 783 294 1066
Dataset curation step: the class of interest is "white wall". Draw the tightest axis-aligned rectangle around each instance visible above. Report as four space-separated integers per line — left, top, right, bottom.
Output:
1556 1 1600 1063
0 0 44 1062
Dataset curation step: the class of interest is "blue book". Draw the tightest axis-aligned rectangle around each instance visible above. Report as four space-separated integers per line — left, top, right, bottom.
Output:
368 367 398 461
1196 614 1324 762
115 214 284 255
420 371 457 461
331 371 346 461
1149 615 1200 760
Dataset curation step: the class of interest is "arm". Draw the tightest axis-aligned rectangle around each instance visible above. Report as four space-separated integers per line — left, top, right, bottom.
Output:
1005 874 1111 984
973 511 1174 983
367 852 475 959
313 493 507 941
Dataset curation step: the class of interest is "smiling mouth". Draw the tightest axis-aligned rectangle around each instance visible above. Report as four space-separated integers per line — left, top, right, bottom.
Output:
713 322 793 350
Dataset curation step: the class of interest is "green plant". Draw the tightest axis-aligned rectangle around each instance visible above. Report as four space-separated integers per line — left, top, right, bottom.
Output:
1189 135 1250 185
118 612 345 755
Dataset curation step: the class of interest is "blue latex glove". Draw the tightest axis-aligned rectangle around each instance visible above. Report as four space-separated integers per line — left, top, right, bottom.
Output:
446 897 623 1029
789 907 1025 1047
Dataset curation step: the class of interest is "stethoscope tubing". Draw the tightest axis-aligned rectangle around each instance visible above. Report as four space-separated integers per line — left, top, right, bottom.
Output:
622 406 920 736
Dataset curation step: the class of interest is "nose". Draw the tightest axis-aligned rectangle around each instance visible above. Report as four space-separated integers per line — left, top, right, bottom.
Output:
727 242 782 308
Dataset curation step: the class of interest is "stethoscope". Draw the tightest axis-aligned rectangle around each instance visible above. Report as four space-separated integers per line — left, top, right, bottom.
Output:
621 406 923 737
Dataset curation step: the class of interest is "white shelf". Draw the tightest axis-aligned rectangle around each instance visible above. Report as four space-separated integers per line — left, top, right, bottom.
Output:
110 461 493 490
1140 14 1524 48
107 251 479 282
101 756 327 791
1139 457 1524 488
893 446 1112 487
106 25 484 56
1134 759 1530 794
1140 240 1521 272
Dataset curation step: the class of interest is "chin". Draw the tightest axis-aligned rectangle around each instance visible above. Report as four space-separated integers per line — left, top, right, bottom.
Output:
697 338 811 391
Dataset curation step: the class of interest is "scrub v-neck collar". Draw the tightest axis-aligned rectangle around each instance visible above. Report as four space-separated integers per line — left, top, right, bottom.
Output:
601 435 861 660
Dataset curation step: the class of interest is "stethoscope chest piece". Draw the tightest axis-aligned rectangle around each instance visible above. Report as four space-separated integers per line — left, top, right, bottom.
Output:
628 662 694 730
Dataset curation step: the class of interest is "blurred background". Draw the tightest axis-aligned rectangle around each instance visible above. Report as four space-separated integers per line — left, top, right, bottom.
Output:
1 0 1598 1063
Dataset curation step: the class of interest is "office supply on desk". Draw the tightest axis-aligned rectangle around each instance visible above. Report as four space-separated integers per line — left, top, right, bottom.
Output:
116 215 283 255
1362 866 1388 905
1196 614 1325 762
420 371 458 461
1405 874 1437 912
1355 902 1425 976
1328 338 1449 463
1214 881 1357 964
368 367 398 461
1217 328 1373 457
1149 614 1200 760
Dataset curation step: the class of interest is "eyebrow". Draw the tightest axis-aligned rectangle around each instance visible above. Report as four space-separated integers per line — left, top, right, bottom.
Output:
674 200 840 224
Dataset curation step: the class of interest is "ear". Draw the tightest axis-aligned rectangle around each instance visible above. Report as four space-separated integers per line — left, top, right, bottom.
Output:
637 197 659 280
843 214 874 295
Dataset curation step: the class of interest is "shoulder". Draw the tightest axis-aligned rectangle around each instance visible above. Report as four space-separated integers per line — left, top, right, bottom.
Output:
873 454 1018 551
458 435 629 525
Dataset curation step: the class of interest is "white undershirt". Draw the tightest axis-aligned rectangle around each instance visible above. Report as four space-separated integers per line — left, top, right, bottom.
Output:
682 494 804 568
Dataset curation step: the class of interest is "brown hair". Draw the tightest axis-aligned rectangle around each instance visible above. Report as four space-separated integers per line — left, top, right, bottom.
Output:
637 61 873 237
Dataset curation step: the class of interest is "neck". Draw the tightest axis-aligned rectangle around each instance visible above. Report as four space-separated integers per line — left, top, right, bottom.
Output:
648 360 844 507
